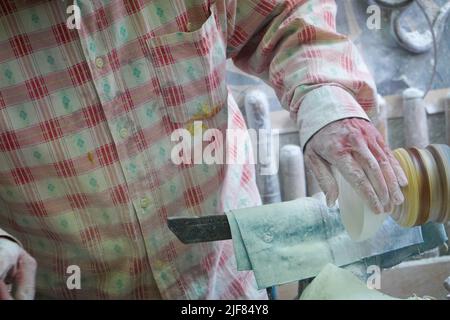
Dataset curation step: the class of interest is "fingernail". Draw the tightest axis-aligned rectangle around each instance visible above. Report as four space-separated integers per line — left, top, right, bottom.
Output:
384 203 393 213
326 194 335 208
393 190 404 205
400 175 408 187
374 202 384 214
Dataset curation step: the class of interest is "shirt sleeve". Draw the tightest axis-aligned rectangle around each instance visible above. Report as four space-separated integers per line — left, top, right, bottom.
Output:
0 228 22 247
226 0 377 149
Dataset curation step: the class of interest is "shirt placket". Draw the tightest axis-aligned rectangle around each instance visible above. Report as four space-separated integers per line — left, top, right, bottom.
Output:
86 56 153 218
74 2 178 297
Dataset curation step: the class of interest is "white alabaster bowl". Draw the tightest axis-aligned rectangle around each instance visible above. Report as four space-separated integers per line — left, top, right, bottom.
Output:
337 173 389 242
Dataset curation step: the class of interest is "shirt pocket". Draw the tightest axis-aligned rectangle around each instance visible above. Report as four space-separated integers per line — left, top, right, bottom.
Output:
146 4 227 124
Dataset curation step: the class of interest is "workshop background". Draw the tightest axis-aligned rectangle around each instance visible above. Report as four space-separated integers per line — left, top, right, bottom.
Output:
226 0 450 299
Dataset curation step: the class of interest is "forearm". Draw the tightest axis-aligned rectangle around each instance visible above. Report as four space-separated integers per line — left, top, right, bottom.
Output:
229 0 377 148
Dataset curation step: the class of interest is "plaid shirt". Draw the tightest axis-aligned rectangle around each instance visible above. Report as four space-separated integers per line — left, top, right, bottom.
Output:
0 0 376 299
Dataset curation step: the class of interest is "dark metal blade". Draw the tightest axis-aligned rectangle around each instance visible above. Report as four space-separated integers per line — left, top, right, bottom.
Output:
167 215 232 244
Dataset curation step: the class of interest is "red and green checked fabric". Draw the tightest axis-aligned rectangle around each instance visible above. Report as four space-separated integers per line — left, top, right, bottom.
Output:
0 0 376 299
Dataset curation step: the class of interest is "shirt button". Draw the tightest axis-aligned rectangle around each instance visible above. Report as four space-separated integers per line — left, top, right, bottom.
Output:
119 128 129 139
263 231 273 243
140 197 151 209
95 57 104 69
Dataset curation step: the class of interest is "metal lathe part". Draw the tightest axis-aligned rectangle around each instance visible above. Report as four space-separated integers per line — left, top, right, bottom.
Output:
167 215 231 244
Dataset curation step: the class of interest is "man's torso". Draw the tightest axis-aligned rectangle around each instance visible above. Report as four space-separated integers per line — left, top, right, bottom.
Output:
0 0 263 299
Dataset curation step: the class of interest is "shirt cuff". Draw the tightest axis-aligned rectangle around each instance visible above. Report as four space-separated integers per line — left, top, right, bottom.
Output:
296 86 370 150
0 229 22 247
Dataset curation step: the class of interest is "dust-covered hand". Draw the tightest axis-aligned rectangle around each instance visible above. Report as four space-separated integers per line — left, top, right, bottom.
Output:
0 238 36 300
304 118 408 214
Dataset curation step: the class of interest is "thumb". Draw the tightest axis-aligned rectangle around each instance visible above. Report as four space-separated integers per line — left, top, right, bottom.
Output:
13 255 36 300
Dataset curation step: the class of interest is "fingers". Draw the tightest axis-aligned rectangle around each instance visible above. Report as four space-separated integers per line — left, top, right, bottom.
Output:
0 281 13 300
334 154 384 214
377 136 408 187
350 134 390 207
0 240 20 280
13 255 36 300
306 118 408 214
305 150 338 207
369 140 405 206
0 240 36 300
0 260 13 280
4 264 17 285
384 201 393 214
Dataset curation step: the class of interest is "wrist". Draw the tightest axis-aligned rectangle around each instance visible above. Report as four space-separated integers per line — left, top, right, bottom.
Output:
296 86 371 150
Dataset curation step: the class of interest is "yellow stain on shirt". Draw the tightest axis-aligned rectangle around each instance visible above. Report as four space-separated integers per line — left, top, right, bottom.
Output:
87 152 95 164
187 121 208 136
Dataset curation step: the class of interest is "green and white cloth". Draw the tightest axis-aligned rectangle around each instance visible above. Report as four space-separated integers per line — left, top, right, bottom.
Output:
226 196 428 289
